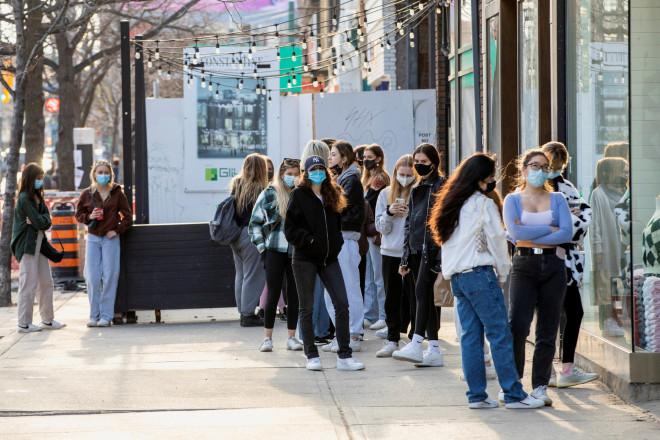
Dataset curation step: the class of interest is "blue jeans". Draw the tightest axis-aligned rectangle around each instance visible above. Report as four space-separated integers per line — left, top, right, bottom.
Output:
364 240 386 322
84 234 121 321
451 266 527 404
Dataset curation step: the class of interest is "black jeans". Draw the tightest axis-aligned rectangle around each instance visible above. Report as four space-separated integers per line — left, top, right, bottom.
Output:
509 253 567 388
409 251 440 341
292 259 352 360
383 255 416 342
560 284 583 364
264 250 299 330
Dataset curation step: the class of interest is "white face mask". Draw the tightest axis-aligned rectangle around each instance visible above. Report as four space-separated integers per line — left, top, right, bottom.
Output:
397 175 415 187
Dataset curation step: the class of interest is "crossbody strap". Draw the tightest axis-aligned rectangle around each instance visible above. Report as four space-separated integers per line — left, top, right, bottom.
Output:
476 196 487 232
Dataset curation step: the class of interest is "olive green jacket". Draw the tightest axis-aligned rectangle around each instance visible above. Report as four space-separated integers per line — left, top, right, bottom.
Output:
11 192 52 262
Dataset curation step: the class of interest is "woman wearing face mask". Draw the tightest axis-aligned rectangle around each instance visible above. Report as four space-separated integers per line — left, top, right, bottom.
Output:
284 155 365 371
374 155 417 356
12 163 66 333
590 157 629 338
319 140 366 353
503 149 572 406
229 153 269 327
429 153 544 409
540 142 598 388
362 144 390 331
393 143 446 368
264 156 275 182
250 158 303 352
76 159 133 327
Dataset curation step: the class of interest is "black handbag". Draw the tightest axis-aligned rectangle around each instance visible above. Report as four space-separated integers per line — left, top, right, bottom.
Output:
40 234 64 263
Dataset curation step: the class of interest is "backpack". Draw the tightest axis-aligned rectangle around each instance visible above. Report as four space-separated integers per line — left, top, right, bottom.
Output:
209 195 242 244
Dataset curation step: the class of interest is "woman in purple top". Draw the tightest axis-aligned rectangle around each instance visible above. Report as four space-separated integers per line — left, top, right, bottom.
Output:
502 149 572 407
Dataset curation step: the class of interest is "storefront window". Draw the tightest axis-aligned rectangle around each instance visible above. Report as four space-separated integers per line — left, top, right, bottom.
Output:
487 15 501 159
460 0 472 47
519 0 538 152
460 73 476 157
567 0 631 349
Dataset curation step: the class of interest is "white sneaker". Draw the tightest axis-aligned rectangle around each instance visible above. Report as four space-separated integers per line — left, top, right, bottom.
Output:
306 357 323 371
392 341 423 363
530 385 553 406
415 349 444 367
376 341 399 358
97 319 110 327
17 324 42 333
548 374 557 387
322 338 338 352
286 337 303 351
485 362 497 379
86 320 98 327
41 320 66 330
498 389 505 402
337 357 365 371
469 397 499 409
505 395 545 409
558 365 598 388
375 327 388 339
349 338 361 352
369 319 386 330
260 338 273 352
363 318 373 328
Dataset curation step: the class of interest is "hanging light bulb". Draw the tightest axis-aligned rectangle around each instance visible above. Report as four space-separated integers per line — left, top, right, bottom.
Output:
358 27 363 36
184 59 189 72
313 76 319 88
317 42 322 54
248 47 253 60
410 40 415 48
208 81 213 92
147 55 153 68
386 40 392 50
287 78 292 88
399 27 405 36
167 69 171 80
239 78 244 89
135 48 141 59
364 13 368 23
341 59 346 71
201 77 206 88
231 56 236 69
277 48 280 60
253 68 258 79
275 25 279 38
332 14 338 26
158 65 162 76
303 64 309 72
368 66 372 73
310 27 314 38
292 49 297 62
396 20 402 29
436 5 442 14
320 86 325 98
333 65 338 76
155 41 160 60
239 54 243 68
621 70 625 84
302 38 307 49
194 40 199 60
256 83 261 95
410 8 415 16
419 1 424 10
598 71 603 82
268 92 272 106
201 70 205 80
187 74 192 88
215 89 219 99
216 36 220 54
409 29 415 39
292 74 297 86
360 34 365 42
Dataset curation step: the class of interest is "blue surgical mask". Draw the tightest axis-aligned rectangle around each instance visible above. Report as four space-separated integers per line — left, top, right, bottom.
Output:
308 170 327 186
34 180 43 189
283 175 296 187
547 169 562 180
96 175 111 185
526 169 549 188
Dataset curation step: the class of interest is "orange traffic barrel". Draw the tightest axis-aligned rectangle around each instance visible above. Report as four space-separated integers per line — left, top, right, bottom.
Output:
49 202 80 282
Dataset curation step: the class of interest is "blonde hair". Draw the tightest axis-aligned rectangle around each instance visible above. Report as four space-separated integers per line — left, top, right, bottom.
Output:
513 149 553 192
301 140 330 166
90 160 114 191
361 144 390 189
541 141 569 170
230 153 269 213
274 158 301 218
388 155 417 205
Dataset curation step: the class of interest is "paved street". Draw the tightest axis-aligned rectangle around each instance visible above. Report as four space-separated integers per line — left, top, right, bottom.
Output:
0 291 659 439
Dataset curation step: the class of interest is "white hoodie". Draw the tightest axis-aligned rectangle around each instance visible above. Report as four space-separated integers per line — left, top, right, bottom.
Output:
441 192 511 283
375 187 406 258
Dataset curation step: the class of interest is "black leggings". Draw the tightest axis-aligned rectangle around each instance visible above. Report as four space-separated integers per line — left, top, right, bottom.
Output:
264 250 299 330
560 284 584 364
409 252 440 341
382 255 416 342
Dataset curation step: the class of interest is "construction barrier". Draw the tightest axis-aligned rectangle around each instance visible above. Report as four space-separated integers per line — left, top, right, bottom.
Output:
49 201 82 283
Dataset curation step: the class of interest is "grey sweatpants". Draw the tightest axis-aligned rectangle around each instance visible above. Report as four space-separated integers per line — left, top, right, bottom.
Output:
230 227 266 317
18 231 55 327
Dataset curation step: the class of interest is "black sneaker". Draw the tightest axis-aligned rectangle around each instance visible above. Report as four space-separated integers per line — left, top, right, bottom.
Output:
314 334 333 345
257 308 265 320
240 314 264 327
279 306 287 322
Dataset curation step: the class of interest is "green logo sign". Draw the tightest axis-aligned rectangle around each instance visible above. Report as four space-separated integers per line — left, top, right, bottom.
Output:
205 168 218 181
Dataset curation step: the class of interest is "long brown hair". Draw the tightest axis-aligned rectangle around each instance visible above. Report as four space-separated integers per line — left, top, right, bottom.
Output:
512 149 553 192
274 158 301 218
332 140 355 173
361 144 390 189
430 153 501 245
19 163 45 200
388 154 417 205
595 157 628 188
413 143 444 177
298 169 347 213
230 153 269 212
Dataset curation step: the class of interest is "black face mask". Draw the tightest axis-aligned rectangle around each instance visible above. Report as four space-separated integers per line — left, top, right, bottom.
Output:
331 164 343 175
363 159 378 170
357 159 364 168
479 181 497 194
268 171 274 180
414 163 434 177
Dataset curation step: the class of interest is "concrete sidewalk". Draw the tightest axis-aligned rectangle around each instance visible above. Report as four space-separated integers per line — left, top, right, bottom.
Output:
0 291 659 439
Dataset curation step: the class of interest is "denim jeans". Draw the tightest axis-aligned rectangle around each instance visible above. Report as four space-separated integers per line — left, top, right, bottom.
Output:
292 259 352 360
451 266 527 404
509 253 567 388
364 239 386 322
84 233 121 321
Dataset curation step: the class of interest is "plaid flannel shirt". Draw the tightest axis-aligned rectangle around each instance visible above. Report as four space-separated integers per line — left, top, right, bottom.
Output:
248 185 292 255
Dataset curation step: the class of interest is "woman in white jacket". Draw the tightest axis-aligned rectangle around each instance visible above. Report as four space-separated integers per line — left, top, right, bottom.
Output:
374 155 417 357
429 153 543 410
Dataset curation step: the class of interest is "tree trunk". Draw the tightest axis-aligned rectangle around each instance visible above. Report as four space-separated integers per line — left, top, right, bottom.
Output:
23 0 45 166
55 34 76 191
0 2 29 306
